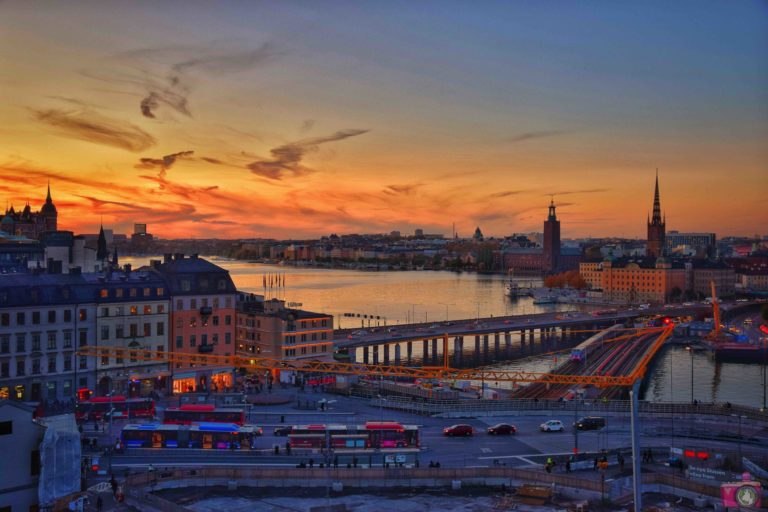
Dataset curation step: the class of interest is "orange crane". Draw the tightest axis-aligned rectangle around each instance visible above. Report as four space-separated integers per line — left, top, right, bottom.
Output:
710 280 721 339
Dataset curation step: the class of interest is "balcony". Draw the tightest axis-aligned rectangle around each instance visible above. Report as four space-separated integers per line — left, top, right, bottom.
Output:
200 306 213 316
198 343 214 354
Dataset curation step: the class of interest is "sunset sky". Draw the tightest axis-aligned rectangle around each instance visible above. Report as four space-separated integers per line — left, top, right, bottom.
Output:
1 1 766 239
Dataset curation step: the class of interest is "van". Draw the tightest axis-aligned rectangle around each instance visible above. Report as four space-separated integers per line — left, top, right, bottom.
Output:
574 416 606 431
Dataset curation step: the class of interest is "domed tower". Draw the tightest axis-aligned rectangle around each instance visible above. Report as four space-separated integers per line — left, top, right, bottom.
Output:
40 182 58 232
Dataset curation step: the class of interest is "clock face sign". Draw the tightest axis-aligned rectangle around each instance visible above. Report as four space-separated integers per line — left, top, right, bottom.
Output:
735 485 759 507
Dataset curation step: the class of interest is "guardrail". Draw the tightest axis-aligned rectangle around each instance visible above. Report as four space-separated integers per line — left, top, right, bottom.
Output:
368 396 768 422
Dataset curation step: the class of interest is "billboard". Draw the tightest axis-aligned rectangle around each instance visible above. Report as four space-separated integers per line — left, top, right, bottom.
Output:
721 481 761 509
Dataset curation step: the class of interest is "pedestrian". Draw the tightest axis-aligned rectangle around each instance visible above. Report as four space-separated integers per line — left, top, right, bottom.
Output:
96 495 103 512
545 463 552 473
109 475 118 497
309 458 314 469
593 457 598 471
565 459 571 473
618 453 625 471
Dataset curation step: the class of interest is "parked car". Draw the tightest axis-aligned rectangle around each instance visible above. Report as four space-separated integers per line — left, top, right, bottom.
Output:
443 424 474 436
487 423 516 435
274 426 292 436
574 416 606 431
539 420 565 432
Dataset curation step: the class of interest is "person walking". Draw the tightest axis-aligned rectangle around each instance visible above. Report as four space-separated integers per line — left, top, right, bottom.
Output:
565 459 571 473
96 494 103 511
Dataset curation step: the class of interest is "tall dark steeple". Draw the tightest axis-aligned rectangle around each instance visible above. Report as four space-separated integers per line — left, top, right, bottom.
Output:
97 224 108 261
543 198 561 273
646 169 666 259
40 180 58 232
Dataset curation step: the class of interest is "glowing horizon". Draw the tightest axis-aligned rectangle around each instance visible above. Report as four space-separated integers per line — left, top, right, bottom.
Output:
1 2 766 240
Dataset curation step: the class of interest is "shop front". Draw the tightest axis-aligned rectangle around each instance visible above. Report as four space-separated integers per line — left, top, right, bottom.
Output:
171 368 235 395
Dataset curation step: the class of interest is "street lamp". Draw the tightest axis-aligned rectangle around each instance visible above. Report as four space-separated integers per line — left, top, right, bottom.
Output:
731 414 746 468
685 345 694 403
438 302 454 322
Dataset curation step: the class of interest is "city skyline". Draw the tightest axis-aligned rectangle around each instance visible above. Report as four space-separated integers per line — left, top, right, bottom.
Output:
2 1 767 239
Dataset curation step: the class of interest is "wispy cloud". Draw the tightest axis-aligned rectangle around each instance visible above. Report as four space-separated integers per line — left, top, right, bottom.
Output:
507 130 566 143
549 188 608 196
487 190 525 199
135 150 195 177
247 129 369 180
382 183 423 195
31 105 155 152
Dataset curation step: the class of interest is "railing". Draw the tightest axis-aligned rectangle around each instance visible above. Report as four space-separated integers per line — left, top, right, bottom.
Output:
368 395 768 422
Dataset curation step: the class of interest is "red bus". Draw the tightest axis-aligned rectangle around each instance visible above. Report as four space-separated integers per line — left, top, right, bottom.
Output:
75 396 155 421
162 405 246 426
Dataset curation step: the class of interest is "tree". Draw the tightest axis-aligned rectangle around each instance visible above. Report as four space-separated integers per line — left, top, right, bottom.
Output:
670 287 683 302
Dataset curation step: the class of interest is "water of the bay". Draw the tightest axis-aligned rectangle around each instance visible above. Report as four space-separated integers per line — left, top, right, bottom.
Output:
124 257 766 408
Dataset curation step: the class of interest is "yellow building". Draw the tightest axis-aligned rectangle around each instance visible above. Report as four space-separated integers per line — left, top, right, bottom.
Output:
580 258 688 304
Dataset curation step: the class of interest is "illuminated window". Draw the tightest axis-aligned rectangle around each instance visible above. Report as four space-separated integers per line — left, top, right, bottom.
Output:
130 306 138 315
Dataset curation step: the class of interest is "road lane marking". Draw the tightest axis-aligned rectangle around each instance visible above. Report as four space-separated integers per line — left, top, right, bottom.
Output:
480 448 492 453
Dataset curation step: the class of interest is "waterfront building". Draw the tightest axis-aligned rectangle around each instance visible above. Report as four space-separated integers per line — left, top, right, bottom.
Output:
0 401 45 511
148 254 237 394
646 171 666 259
580 257 687 304
0 234 44 273
86 267 170 397
0 184 58 240
0 272 96 402
236 293 334 381
690 261 736 298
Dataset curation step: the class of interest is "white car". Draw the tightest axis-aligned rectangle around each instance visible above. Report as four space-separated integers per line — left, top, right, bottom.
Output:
540 420 565 432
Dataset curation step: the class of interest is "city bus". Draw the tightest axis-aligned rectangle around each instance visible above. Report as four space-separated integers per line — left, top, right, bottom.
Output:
75 396 155 421
121 423 260 449
162 404 246 425
287 422 419 450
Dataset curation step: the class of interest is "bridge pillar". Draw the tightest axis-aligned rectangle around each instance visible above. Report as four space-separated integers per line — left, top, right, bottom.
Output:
372 345 379 365
494 333 500 359
363 346 370 365
474 336 481 363
422 339 429 363
406 342 413 365
504 332 512 358
431 338 438 365
520 330 525 347
348 347 357 363
383 344 389 365
453 336 462 366
394 344 401 366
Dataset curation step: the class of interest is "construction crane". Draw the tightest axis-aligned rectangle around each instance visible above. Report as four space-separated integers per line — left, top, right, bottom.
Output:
710 280 721 339
77 324 672 512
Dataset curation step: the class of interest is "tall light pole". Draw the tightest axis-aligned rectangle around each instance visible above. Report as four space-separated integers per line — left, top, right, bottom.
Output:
685 345 694 403
438 302 454 322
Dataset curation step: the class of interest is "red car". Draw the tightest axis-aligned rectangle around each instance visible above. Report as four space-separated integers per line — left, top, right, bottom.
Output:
443 424 473 436
487 423 516 435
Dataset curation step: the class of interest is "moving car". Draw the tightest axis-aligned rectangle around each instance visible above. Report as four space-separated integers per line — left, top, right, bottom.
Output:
487 423 516 435
273 426 292 436
574 416 606 431
539 420 565 432
443 424 473 436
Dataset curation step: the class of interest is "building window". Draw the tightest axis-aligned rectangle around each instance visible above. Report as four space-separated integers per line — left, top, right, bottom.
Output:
212 334 219 345
157 304 165 314
131 287 139 297
176 336 183 349
0 313 8 326
16 312 25 325
143 287 151 297
101 307 109 317
79 330 88 347
201 334 208 345
225 315 232 326
47 357 56 373
144 323 151 337
176 299 183 310
225 332 231 345
217 279 227 290
47 332 56 350
115 289 124 298
32 333 41 351
157 287 164 296
64 310 72 322
130 306 138 315
0 335 9 354
79 356 87 369
212 316 219 326
202 298 208 307
225 297 232 308
0 362 8 378
213 297 219 308
190 299 197 309
32 359 41 375
100 288 108 298
31 450 41 476
116 325 124 338
32 311 40 324
63 355 72 371
190 317 197 328
176 317 183 329
157 322 164 336
16 334 25 352
79 309 87 321
0 421 12 435
189 335 196 347
16 360 25 376
181 280 191 292
321 332 327 340
129 324 138 337
143 305 152 314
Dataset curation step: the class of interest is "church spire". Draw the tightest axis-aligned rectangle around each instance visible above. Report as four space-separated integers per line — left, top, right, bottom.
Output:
651 169 662 225
97 223 108 261
46 180 52 203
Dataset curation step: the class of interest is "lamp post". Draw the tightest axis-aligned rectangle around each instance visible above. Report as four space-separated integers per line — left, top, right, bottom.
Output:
438 302 454 322
732 414 746 468
685 345 694 403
